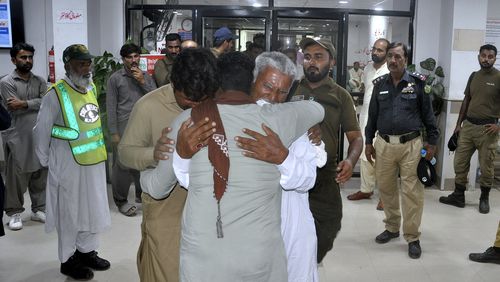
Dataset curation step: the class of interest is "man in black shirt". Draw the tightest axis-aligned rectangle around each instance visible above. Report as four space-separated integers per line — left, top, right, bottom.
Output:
365 42 438 259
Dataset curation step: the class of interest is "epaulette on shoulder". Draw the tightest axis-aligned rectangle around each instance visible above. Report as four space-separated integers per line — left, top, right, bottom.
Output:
372 73 389 85
409 72 427 81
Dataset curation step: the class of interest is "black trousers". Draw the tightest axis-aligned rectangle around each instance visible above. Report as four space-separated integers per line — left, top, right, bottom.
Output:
308 166 343 263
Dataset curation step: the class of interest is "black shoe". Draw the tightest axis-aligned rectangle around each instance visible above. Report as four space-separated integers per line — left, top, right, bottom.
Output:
375 230 400 244
439 192 465 208
408 240 422 259
479 198 490 214
60 254 94 280
76 250 111 271
469 247 500 264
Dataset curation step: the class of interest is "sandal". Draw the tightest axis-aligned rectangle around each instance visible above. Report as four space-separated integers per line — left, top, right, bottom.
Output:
118 203 137 216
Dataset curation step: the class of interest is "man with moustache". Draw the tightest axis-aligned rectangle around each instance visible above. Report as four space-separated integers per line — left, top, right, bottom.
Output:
107 43 156 216
347 38 390 211
0 42 48 231
154 33 181 87
291 38 363 264
34 44 111 280
439 44 500 214
365 42 438 259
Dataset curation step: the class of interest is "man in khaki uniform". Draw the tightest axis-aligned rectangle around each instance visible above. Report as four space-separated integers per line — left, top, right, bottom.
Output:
365 42 438 259
291 38 363 263
469 221 500 264
153 33 181 87
439 44 500 214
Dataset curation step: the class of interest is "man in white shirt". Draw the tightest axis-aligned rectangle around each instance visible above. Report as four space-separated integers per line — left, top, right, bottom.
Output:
348 61 364 92
347 38 390 210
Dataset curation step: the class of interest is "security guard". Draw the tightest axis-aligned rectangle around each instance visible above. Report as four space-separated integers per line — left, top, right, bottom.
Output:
439 44 500 214
291 38 363 263
365 42 439 259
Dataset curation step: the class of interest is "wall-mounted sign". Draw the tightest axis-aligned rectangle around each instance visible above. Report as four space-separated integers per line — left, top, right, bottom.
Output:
0 0 13 48
486 19 500 69
56 9 84 24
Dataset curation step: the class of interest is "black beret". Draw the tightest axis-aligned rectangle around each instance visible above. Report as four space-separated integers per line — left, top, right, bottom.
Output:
417 157 436 187
448 132 459 152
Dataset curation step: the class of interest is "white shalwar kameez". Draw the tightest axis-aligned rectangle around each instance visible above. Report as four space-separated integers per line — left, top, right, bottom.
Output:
34 77 111 263
170 102 326 282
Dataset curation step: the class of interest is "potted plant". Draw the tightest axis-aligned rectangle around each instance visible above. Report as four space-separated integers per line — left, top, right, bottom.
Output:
92 51 122 182
408 58 445 116
92 51 122 148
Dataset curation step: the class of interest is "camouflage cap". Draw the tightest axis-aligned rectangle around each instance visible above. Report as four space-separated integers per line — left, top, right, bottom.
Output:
300 38 336 59
62 44 94 64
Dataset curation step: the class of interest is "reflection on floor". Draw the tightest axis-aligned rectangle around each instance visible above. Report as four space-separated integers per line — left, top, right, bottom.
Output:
1 180 499 282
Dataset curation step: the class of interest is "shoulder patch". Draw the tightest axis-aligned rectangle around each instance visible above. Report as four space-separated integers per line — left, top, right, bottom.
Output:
409 72 427 81
372 73 389 85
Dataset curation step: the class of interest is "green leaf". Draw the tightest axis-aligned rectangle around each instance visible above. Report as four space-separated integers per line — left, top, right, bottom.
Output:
407 64 416 72
432 83 445 97
420 58 436 71
435 66 445 78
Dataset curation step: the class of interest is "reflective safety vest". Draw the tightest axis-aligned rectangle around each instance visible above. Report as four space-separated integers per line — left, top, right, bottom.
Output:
50 80 107 165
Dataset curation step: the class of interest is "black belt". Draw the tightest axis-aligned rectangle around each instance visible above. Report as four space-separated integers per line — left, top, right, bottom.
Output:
379 131 420 144
466 117 498 125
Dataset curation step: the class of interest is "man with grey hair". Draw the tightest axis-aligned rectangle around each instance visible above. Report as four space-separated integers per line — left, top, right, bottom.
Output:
154 51 325 281
34 44 111 280
233 51 326 281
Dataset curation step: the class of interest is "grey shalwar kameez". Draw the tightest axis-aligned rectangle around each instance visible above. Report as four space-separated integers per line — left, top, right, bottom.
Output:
0 70 48 215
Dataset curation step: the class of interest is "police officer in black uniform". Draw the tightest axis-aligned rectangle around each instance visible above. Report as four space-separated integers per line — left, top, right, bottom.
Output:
365 42 439 259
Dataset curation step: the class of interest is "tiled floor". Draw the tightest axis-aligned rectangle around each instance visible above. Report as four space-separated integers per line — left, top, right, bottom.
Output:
1 180 499 282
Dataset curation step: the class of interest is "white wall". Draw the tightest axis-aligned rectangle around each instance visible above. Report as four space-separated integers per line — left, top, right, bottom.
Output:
488 0 500 18
414 0 442 66
0 0 52 79
98 0 125 57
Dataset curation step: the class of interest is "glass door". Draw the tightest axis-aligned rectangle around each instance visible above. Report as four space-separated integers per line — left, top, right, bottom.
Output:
276 18 340 81
274 10 352 165
274 10 344 83
197 9 271 52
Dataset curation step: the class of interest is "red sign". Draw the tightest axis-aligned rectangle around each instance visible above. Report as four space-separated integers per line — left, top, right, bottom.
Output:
139 54 165 75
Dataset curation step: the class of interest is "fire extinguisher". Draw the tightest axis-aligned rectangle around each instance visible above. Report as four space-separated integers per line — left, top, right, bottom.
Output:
48 46 55 83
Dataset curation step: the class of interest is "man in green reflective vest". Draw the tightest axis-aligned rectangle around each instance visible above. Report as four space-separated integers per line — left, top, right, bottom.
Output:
34 44 111 281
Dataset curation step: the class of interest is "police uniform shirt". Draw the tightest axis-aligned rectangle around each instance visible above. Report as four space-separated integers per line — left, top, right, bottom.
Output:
365 70 438 145
292 77 359 169
464 67 500 120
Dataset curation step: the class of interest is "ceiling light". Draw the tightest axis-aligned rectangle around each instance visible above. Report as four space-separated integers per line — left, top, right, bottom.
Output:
374 7 383 11
339 1 348 4
252 3 262 7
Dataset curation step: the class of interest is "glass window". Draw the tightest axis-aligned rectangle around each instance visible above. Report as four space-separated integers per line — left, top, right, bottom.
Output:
347 15 410 74
129 0 268 6
202 17 266 51
276 18 339 80
275 0 411 11
129 9 193 53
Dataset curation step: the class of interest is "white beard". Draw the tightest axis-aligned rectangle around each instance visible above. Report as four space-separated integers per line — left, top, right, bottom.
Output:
68 70 93 90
